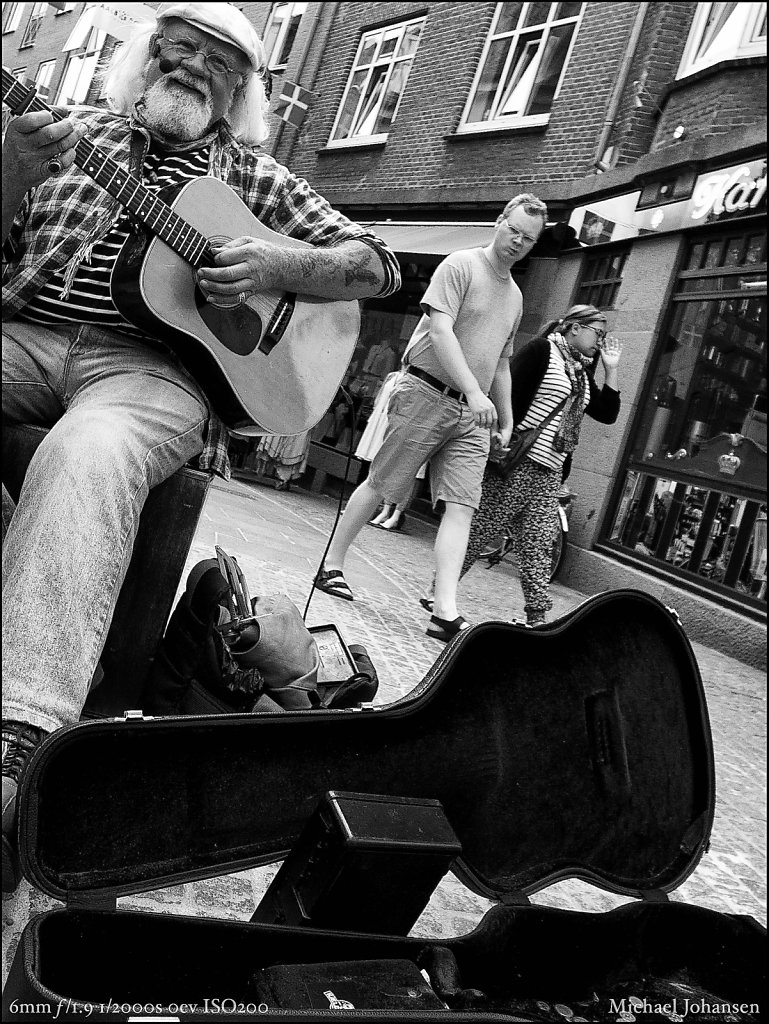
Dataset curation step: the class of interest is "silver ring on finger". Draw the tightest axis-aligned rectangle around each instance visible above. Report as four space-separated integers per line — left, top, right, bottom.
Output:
47 157 63 176
237 291 248 306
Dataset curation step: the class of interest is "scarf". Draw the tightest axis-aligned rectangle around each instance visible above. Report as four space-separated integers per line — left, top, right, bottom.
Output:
549 332 593 454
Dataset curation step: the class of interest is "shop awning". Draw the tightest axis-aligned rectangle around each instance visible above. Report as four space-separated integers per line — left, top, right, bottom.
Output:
366 221 495 258
366 220 577 258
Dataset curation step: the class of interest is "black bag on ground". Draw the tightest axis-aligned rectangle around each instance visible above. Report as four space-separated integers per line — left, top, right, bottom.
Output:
144 551 378 715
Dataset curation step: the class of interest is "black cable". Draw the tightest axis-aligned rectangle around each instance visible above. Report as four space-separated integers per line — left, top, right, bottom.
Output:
303 386 359 621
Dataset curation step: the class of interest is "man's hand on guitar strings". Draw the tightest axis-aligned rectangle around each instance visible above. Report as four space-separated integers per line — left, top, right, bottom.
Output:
196 235 279 302
3 111 87 189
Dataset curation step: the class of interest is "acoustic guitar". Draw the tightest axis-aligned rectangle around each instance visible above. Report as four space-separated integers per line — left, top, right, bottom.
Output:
2 68 361 435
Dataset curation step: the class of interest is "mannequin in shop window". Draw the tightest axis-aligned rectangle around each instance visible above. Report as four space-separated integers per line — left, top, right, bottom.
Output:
355 370 427 532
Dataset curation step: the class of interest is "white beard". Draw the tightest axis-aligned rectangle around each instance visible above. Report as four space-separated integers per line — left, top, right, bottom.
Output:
142 73 216 142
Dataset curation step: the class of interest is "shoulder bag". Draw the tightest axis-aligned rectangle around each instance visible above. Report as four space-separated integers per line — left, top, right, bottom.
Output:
489 398 567 482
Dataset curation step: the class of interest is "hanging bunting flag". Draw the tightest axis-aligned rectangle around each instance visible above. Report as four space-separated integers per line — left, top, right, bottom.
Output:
63 2 155 50
273 80 316 129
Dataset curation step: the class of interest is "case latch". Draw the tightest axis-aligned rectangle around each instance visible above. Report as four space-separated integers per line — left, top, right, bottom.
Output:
66 890 118 911
640 889 670 903
121 709 153 721
500 893 532 906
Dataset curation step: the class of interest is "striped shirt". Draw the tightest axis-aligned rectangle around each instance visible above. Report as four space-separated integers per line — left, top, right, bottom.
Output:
18 145 211 333
518 340 589 471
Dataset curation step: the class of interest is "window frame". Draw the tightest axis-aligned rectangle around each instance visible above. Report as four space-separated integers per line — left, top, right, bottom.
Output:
2 2 27 34
34 57 57 97
457 1 585 135
263 1 307 70
677 1 767 80
327 15 426 149
54 26 106 105
18 0 46 48
574 244 630 310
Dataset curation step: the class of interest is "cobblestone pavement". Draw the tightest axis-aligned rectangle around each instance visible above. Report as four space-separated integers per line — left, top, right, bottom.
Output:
3 478 766 985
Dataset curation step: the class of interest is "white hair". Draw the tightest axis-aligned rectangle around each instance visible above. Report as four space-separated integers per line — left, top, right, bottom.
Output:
98 24 269 146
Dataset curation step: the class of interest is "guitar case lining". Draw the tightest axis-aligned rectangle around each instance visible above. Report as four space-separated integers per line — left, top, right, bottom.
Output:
4 590 765 1021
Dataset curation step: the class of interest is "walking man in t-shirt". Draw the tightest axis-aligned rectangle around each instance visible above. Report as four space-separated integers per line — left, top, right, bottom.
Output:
315 194 548 641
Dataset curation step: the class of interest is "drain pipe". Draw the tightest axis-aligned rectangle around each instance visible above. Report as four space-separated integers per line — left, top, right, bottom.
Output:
592 1 650 171
269 2 340 165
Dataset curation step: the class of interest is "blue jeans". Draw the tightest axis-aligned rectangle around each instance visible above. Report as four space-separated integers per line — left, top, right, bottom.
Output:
2 320 208 732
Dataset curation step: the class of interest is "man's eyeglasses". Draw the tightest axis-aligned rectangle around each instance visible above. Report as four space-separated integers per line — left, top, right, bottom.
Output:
504 222 539 246
581 324 608 343
157 34 246 79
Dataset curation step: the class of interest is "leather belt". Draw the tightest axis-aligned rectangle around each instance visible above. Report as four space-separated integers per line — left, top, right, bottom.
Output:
406 366 466 403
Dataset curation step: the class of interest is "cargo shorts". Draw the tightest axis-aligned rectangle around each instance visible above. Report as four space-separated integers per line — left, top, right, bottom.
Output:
366 375 490 510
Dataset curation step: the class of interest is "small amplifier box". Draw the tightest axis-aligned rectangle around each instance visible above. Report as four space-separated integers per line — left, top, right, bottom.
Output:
251 790 462 935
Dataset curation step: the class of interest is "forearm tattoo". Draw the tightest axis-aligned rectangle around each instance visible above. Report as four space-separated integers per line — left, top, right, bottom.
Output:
274 241 384 298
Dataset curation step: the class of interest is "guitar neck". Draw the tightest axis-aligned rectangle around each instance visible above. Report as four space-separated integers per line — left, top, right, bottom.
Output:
2 68 213 269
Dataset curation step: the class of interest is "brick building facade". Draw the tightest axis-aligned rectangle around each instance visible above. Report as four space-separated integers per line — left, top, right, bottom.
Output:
2 2 766 660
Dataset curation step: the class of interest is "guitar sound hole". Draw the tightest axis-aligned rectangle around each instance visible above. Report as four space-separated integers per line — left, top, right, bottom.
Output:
194 286 261 356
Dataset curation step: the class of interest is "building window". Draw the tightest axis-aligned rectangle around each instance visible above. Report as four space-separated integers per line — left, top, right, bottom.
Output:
55 27 106 105
35 57 56 98
604 227 767 610
2 67 26 134
459 2 583 133
575 247 629 309
678 1 767 79
328 17 425 147
263 2 307 70
18 0 46 47
3 2 27 33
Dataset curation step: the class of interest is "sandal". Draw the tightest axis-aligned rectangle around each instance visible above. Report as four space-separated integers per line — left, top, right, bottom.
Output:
315 568 354 602
426 615 471 642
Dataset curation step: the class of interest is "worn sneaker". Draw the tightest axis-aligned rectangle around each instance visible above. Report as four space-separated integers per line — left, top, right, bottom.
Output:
2 721 47 893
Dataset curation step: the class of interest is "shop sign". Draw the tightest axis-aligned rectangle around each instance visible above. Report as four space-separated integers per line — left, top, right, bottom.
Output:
570 158 766 245
688 160 767 223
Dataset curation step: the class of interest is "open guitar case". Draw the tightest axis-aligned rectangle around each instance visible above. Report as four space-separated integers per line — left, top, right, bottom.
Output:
3 590 765 1021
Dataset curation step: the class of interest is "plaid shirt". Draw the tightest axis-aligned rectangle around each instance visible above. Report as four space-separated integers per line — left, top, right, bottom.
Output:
2 110 401 478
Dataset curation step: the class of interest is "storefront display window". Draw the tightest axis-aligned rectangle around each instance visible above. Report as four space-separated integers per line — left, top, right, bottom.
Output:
604 226 767 611
311 262 432 451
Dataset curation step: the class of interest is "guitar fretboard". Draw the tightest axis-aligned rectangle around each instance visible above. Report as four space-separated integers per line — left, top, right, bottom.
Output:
2 68 215 269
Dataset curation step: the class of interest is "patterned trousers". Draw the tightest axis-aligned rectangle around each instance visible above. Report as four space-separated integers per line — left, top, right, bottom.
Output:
461 458 562 623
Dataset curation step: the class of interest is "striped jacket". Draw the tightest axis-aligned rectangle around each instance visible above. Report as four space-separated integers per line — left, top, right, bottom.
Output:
510 337 621 481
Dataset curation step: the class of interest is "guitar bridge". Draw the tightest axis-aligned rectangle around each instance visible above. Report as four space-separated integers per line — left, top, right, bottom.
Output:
258 293 296 354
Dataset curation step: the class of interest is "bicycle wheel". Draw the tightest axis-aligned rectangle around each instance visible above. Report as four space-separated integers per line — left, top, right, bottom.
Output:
479 532 511 567
550 521 568 581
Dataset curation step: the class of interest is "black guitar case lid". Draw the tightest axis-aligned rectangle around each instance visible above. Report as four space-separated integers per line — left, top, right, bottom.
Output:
17 589 716 906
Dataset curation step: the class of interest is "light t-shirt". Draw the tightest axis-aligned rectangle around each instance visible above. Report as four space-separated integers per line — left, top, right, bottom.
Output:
403 247 521 395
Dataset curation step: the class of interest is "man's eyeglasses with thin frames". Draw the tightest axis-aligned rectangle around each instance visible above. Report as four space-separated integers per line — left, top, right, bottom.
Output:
157 34 274 97
504 221 539 246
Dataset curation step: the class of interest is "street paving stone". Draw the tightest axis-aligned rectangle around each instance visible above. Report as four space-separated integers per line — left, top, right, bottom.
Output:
3 478 766 985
